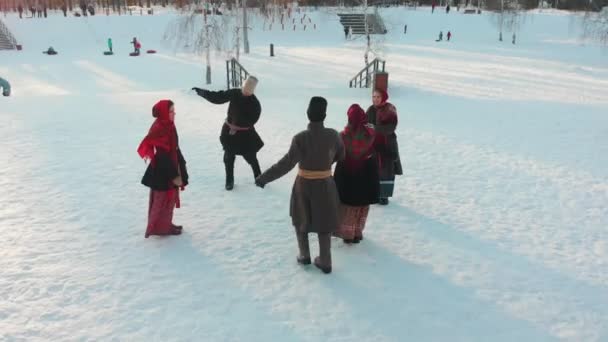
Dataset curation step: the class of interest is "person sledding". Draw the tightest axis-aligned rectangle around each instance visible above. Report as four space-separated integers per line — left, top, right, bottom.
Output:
192 76 263 191
436 31 443 42
138 100 189 238
43 47 58 55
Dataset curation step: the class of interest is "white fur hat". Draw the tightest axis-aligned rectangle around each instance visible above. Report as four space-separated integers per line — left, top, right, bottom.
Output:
242 75 258 94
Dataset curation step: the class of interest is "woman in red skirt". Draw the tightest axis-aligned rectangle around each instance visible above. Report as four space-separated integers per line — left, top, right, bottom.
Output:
333 104 386 244
137 99 189 238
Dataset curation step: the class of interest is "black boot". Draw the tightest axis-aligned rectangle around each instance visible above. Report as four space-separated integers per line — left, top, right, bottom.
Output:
224 152 235 191
225 179 234 191
314 256 332 274
297 256 311 265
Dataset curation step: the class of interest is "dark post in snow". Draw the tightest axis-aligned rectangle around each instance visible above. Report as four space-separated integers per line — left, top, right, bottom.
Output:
243 0 250 54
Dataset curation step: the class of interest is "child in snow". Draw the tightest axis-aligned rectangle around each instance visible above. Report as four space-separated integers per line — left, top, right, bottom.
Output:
437 31 443 42
255 97 345 274
447 31 452 41
333 104 385 244
138 100 189 238
131 37 141 55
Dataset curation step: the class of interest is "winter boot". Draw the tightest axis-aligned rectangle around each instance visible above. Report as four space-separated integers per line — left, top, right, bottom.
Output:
297 256 311 265
314 257 332 274
225 179 234 191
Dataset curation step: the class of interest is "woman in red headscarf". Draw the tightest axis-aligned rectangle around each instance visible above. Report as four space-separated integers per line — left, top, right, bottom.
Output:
333 104 385 244
366 89 402 205
138 100 189 238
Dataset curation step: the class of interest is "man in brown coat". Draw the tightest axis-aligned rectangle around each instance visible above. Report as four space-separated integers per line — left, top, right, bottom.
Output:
255 97 345 274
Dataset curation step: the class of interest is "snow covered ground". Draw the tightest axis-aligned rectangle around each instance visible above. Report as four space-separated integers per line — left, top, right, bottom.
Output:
1 6 607 341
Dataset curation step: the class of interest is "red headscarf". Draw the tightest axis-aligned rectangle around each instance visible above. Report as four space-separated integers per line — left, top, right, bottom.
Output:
342 104 376 167
137 100 178 167
373 89 398 125
374 88 389 106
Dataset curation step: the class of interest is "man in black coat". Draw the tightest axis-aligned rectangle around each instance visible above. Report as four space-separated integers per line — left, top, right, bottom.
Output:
193 76 263 190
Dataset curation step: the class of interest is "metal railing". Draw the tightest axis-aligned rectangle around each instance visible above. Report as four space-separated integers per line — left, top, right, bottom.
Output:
226 58 250 89
349 58 386 88
0 19 18 49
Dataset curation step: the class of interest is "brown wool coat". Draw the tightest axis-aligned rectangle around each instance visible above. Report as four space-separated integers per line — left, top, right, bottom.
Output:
257 122 346 233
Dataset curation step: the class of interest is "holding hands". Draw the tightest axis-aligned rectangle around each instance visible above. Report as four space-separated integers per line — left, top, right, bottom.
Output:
192 87 206 96
255 177 265 189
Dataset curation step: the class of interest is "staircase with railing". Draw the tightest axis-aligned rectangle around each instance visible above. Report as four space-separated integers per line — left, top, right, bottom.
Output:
226 58 250 89
337 9 387 35
0 19 18 50
349 58 386 88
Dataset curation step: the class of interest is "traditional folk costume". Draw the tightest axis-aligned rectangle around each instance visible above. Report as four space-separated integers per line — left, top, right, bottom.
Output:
256 97 345 274
138 100 189 238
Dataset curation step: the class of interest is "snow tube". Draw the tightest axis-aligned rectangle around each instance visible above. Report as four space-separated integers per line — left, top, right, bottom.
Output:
0 77 10 97
146 50 156 54
103 51 114 55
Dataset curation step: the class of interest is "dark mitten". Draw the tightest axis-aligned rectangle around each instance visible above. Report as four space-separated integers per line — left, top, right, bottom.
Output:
192 87 206 96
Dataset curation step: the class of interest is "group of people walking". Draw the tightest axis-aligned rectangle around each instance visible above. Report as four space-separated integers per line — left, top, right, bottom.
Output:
137 76 402 274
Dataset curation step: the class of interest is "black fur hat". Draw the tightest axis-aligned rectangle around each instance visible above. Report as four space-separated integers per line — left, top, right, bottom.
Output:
307 96 327 122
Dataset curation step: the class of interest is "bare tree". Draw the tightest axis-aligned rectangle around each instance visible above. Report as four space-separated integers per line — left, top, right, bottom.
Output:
582 7 608 46
163 2 238 84
487 0 525 41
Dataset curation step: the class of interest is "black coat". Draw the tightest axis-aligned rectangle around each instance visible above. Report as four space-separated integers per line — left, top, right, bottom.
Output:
197 88 264 155
334 156 380 206
141 134 189 191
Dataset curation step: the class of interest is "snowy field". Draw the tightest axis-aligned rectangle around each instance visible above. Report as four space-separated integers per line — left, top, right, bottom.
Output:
1 6 608 341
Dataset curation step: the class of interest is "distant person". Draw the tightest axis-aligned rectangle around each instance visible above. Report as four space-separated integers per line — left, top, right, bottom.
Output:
446 4 451 13
432 1 436 13
404 24 407 34
512 33 516 44
437 31 443 42
344 25 349 39
18 4 23 18
61 4 67 16
131 37 141 55
108 38 113 53
447 31 452 41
